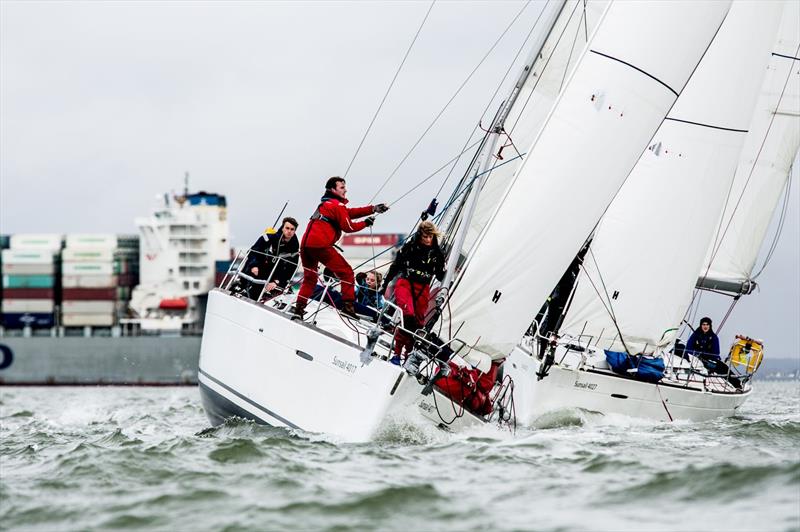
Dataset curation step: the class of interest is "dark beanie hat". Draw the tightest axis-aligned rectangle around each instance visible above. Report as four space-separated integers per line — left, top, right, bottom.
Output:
700 317 713 326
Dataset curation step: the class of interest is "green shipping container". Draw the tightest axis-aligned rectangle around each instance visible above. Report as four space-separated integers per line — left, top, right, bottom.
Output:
2 274 55 288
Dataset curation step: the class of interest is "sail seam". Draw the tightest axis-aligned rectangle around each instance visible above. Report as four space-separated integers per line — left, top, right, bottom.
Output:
589 49 679 97
664 117 748 133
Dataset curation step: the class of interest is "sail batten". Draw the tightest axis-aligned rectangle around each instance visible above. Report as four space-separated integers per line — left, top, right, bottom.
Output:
444 1 733 358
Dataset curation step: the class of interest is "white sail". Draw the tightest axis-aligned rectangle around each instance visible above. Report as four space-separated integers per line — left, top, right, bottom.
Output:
444 1 732 358
459 0 608 255
699 0 800 294
559 1 784 353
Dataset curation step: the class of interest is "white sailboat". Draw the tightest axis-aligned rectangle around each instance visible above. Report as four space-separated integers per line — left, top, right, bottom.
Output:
198 0 733 441
505 0 796 424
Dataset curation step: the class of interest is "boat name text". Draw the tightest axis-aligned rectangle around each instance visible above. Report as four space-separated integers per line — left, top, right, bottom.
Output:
332 356 358 374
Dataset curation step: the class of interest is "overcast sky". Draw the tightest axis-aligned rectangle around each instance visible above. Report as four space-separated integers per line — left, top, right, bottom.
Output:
1 1 798 358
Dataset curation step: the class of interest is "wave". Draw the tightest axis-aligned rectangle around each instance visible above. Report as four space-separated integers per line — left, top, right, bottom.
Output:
208 438 265 463
277 483 445 516
607 461 800 502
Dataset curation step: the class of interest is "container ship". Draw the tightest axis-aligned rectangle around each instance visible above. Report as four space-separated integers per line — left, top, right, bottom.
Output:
0 184 404 385
0 185 232 385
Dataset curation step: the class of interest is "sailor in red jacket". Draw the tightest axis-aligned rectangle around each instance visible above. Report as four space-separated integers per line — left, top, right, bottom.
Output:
293 176 388 319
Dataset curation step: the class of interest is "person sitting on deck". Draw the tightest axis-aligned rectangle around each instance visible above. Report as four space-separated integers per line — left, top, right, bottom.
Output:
240 217 299 301
356 270 384 311
686 317 741 389
381 221 445 363
292 176 389 320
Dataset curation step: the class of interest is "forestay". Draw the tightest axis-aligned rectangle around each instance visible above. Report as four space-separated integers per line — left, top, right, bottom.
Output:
559 1 783 354
444 1 732 358
458 0 608 256
699 0 800 294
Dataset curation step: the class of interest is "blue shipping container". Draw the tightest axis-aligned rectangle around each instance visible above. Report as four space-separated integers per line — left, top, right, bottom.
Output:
2 312 55 328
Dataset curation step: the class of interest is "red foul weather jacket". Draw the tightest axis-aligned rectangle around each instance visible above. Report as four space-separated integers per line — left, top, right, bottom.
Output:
301 192 376 249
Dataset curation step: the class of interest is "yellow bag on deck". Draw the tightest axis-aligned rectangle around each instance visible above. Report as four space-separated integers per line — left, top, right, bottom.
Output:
729 335 764 374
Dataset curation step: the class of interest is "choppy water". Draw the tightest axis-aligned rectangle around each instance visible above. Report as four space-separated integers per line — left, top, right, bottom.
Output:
1 382 798 532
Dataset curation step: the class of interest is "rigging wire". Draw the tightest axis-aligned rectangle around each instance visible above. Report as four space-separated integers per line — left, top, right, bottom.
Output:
368 0 533 203
752 168 794 279
431 0 553 203
557 1 587 93
581 247 633 355
343 0 436 179
388 138 483 205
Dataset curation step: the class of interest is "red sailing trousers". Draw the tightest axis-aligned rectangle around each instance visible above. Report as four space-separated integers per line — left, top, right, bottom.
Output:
297 247 356 304
393 278 430 356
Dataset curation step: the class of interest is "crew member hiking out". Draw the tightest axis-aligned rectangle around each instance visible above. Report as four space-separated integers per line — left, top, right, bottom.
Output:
293 176 388 319
240 217 300 301
381 221 445 362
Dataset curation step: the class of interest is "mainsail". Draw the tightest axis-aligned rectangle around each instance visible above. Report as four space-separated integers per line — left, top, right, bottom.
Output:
559 1 784 354
698 0 800 295
443 1 732 358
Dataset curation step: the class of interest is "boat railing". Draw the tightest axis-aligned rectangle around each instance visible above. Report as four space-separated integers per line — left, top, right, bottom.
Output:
218 247 467 364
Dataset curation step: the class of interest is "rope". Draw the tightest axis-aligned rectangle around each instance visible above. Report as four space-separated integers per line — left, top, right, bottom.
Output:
342 0 436 179
368 0 533 203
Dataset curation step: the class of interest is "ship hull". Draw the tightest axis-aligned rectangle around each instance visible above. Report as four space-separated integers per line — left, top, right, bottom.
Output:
0 336 200 385
506 346 751 424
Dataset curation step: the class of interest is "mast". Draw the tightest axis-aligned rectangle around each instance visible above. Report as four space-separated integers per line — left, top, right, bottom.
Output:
441 0 568 291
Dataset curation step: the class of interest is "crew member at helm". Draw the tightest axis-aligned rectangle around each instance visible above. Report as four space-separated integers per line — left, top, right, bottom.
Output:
686 317 741 389
293 176 388 319
382 220 445 362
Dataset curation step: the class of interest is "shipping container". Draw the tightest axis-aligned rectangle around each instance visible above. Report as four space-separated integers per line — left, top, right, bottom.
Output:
61 313 115 327
2 275 55 289
0 263 55 275
62 262 115 276
61 274 117 288
9 234 62 251
1 249 55 264
1 312 55 328
2 299 55 313
1 288 54 299
62 300 115 314
65 234 118 249
62 288 116 300
62 248 114 262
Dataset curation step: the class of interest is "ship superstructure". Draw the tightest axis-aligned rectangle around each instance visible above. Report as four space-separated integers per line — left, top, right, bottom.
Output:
128 185 230 332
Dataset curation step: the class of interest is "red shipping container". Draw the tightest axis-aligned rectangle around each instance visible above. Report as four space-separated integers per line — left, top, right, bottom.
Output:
1 288 54 299
62 288 117 300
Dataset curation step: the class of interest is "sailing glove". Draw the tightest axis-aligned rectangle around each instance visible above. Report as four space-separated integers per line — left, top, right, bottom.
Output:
364 216 375 227
374 204 389 214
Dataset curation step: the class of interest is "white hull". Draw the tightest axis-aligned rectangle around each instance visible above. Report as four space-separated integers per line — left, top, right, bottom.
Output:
198 289 490 441
505 345 751 425
199 290 433 442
